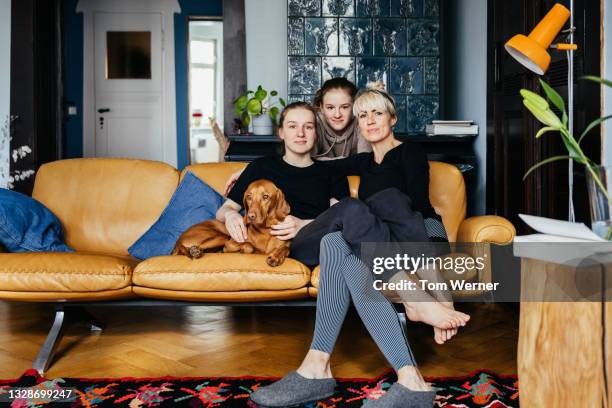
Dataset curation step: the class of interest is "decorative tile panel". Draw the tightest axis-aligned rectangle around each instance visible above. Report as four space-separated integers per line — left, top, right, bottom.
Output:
288 18 305 55
390 57 423 94
288 0 321 17
356 0 390 17
390 0 423 17
423 0 439 17
356 57 389 89
407 95 439 132
339 18 372 55
394 95 408 133
373 18 406 56
288 0 440 132
305 18 339 55
288 57 321 94
423 57 439 93
323 57 356 82
407 20 439 56
323 0 354 16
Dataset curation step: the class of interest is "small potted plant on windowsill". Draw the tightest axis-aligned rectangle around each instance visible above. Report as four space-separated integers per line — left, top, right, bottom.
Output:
233 86 286 135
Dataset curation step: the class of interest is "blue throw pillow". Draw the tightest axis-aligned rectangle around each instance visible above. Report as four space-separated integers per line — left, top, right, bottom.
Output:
0 188 74 252
128 171 225 260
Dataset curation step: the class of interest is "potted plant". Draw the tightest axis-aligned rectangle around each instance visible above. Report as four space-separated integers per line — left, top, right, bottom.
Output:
520 77 612 239
233 86 286 135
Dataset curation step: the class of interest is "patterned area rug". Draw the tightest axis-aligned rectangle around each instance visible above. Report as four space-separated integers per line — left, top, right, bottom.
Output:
0 369 518 407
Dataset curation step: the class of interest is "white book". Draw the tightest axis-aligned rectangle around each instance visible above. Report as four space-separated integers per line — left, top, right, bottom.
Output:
513 214 611 265
516 214 604 242
425 124 478 135
431 120 474 126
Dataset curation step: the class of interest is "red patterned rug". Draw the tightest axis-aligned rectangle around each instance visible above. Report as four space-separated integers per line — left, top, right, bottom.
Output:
0 369 518 407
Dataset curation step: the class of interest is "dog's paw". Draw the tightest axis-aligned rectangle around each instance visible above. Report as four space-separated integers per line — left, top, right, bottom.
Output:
188 246 204 259
266 255 283 267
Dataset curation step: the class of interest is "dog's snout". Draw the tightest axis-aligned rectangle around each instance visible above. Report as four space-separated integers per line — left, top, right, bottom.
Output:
247 212 256 221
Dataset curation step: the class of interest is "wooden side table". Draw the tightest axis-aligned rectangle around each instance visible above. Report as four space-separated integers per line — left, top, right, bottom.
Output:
517 257 611 407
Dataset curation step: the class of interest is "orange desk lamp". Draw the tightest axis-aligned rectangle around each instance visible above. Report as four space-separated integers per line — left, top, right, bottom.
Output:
504 2 578 221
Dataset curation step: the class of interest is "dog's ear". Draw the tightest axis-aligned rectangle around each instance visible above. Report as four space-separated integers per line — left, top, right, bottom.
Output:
267 187 291 227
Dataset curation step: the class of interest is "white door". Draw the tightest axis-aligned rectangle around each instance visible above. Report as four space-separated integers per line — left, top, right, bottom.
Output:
93 12 164 161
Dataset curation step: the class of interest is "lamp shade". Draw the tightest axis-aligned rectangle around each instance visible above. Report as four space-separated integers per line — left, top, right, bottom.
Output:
504 3 570 75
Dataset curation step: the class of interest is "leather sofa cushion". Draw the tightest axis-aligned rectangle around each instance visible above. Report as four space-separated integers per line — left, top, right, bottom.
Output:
133 253 311 291
182 162 249 195
133 286 310 302
32 158 179 256
0 252 135 292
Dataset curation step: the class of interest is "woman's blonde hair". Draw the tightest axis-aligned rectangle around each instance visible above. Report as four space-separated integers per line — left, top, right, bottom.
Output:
352 81 397 117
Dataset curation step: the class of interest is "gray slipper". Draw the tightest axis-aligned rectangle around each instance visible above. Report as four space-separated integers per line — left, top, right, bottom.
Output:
249 371 336 407
365 383 436 408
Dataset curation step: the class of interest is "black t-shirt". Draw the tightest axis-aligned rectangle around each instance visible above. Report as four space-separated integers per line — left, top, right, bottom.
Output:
322 142 439 219
227 156 350 220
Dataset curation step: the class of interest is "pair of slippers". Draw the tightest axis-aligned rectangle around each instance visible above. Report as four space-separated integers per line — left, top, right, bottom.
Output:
250 371 436 407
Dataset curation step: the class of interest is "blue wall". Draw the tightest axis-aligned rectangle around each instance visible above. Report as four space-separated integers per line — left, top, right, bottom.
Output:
63 0 83 158
62 0 223 167
174 0 223 169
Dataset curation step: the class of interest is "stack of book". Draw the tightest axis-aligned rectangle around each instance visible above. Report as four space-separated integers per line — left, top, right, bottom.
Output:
425 120 478 135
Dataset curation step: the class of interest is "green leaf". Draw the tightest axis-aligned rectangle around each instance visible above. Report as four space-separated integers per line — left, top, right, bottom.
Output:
234 95 248 111
581 76 612 88
559 133 584 162
241 111 250 127
247 98 263 115
520 89 549 111
535 126 557 139
234 105 243 119
270 90 278 96
523 100 562 128
562 111 568 127
279 98 286 107
578 115 612 144
523 155 571 180
539 79 566 114
254 88 267 101
269 107 280 123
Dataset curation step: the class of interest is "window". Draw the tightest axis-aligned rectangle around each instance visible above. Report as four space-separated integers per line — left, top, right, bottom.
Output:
188 20 223 163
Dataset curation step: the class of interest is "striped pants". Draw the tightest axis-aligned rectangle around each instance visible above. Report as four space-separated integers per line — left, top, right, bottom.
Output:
310 231 417 370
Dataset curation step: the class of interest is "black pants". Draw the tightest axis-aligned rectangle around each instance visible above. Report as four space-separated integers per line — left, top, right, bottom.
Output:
290 188 430 267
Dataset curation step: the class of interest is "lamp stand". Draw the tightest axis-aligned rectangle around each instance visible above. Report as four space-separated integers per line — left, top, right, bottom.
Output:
567 0 575 222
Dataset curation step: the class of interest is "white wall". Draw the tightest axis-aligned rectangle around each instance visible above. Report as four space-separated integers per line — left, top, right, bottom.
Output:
245 0 287 99
603 1 612 165
445 0 488 215
0 0 10 188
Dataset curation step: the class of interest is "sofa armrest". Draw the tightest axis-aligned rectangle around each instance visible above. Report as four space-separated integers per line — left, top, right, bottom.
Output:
457 215 516 244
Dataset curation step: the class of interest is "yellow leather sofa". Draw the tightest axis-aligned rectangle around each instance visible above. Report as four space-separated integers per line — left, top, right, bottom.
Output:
0 158 516 373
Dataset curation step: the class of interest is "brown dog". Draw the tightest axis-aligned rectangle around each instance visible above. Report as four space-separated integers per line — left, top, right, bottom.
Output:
172 179 292 267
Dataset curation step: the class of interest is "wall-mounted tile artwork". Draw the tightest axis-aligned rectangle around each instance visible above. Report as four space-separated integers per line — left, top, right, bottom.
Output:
287 0 440 133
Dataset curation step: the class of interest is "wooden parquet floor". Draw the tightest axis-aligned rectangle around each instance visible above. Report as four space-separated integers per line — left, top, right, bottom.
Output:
0 301 518 379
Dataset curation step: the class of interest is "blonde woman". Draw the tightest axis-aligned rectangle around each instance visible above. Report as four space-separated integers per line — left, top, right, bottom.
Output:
250 86 469 408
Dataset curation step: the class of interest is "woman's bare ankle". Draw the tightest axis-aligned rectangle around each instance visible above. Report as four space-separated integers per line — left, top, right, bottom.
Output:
397 365 432 392
297 350 333 379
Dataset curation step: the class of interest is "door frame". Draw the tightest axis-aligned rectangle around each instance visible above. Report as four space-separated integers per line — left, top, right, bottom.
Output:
76 0 180 167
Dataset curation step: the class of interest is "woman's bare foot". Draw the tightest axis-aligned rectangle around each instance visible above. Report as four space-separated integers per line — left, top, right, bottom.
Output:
404 300 470 329
433 326 458 344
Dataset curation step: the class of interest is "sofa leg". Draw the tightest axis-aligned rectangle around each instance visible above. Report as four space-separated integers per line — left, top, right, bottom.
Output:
33 309 66 375
73 307 104 332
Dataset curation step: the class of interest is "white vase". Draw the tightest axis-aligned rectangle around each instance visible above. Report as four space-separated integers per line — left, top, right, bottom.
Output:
250 114 273 135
